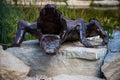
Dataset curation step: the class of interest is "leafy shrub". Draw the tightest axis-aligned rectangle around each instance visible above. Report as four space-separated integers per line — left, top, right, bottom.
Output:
0 0 21 44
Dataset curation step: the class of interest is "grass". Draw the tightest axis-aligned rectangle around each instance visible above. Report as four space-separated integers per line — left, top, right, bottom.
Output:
0 1 120 48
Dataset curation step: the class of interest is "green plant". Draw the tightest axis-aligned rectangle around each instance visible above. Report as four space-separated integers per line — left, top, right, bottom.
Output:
0 0 19 44
53 0 67 2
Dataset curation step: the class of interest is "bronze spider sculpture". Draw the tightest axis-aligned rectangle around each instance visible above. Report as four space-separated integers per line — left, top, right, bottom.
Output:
11 4 109 55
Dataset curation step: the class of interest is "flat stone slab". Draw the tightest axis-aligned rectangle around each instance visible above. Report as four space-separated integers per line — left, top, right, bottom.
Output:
6 39 107 77
16 39 106 60
59 41 106 60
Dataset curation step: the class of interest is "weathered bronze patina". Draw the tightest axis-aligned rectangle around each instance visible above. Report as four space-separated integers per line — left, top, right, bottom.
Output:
11 4 109 55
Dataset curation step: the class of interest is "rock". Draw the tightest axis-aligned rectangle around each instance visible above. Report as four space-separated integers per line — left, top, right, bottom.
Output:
25 74 105 80
112 30 120 39
102 30 120 80
0 50 30 80
25 75 49 80
108 39 120 52
6 39 107 77
50 74 105 80
102 54 120 80
108 30 120 52
59 41 106 60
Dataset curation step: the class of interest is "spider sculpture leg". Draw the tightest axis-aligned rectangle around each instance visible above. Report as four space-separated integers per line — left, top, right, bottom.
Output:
11 20 39 47
75 19 94 47
86 19 109 45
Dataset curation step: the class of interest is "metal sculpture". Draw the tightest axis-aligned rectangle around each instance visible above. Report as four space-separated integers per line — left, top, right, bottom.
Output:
11 4 109 55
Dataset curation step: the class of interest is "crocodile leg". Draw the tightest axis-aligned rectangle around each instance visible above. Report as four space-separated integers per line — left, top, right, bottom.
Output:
76 19 94 47
87 19 109 45
11 20 38 47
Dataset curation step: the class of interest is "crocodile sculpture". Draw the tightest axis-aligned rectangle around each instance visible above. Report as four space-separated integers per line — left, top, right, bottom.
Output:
11 4 109 55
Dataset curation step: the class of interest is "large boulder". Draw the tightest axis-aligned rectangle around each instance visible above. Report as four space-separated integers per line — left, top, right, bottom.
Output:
25 74 105 80
50 74 105 80
102 30 120 80
6 39 107 77
0 49 30 80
